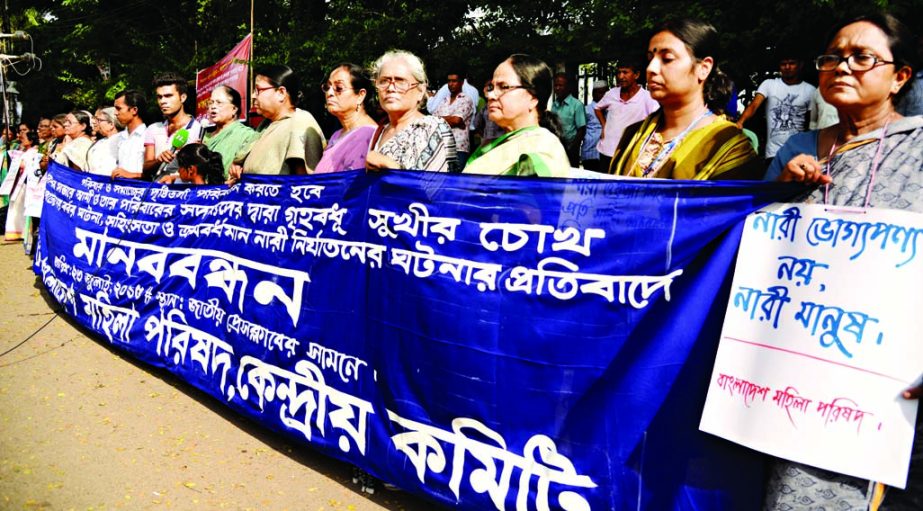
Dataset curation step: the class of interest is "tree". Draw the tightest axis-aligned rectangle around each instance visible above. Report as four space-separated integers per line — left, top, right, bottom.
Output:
5 0 922 124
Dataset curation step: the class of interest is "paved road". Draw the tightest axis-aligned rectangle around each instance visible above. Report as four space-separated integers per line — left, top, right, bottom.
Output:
0 243 433 511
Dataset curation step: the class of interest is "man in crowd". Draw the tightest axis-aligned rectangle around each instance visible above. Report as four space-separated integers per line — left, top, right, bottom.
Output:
432 68 475 169
580 80 608 171
808 88 839 130
140 72 201 180
111 89 148 179
736 53 815 162
427 75 478 120
594 62 659 171
550 73 586 168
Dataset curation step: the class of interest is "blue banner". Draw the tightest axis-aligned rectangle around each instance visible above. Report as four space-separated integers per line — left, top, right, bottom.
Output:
36 162 797 510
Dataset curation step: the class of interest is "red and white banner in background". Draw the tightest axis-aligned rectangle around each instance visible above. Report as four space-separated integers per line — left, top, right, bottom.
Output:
195 34 252 121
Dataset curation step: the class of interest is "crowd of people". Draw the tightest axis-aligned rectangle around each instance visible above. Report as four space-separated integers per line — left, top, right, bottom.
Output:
1 12 923 508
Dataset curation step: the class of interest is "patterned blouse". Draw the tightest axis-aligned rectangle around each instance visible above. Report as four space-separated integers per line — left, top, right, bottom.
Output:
374 115 458 172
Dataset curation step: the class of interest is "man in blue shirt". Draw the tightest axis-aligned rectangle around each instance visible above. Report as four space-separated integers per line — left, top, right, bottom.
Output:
551 73 586 168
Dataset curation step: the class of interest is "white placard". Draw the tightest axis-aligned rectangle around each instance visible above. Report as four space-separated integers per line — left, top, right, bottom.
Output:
0 149 24 196
700 202 923 489
24 173 47 218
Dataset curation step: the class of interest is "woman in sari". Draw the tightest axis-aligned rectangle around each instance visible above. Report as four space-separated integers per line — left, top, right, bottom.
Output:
202 85 256 178
608 19 760 179
4 130 40 241
56 111 93 171
87 107 122 176
365 50 457 172
228 64 325 182
314 63 377 174
463 54 571 177
39 114 67 172
764 14 922 510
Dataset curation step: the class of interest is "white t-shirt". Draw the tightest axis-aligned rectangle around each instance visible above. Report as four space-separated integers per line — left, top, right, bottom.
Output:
116 123 147 173
808 88 839 130
756 78 815 158
595 87 660 157
144 118 203 155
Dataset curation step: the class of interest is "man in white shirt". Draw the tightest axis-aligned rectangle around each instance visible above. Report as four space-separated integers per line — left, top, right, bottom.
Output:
594 62 660 170
808 88 839 130
111 89 148 179
736 55 815 161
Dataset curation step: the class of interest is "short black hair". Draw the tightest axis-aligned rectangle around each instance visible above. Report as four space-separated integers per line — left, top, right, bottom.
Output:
152 72 189 95
115 89 147 112
774 44 804 63
617 60 645 73
446 65 467 79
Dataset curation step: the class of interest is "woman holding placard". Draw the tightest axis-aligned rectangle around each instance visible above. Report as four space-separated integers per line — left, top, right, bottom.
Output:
764 13 922 510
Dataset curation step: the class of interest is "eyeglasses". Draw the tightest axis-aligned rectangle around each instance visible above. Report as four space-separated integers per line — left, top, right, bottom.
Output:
253 85 278 95
484 82 527 97
95 117 112 124
375 77 420 93
207 99 231 107
815 53 895 72
321 83 354 95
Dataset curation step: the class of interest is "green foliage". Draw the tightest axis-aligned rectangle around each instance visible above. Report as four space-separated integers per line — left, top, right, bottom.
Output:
5 0 923 123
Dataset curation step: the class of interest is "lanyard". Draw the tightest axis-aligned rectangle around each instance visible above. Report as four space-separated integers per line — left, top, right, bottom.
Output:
639 109 712 177
823 121 890 208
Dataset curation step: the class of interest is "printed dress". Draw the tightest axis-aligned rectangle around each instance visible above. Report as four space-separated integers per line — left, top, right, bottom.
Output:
374 116 457 172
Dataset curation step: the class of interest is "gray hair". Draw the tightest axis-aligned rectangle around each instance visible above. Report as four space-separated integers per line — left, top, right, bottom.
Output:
371 50 428 85
371 50 428 107
96 106 123 130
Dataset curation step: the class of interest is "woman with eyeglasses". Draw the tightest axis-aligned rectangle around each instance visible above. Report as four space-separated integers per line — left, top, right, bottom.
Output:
202 85 256 177
228 64 326 183
54 110 94 172
365 50 457 172
607 19 760 180
463 54 570 177
313 63 378 174
766 14 920 185
763 14 922 510
86 107 123 176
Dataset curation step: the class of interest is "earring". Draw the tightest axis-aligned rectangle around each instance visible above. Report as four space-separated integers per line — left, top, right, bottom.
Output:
356 103 360 112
